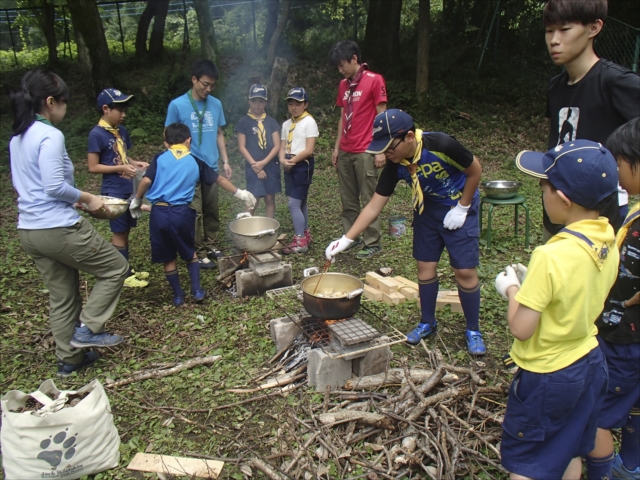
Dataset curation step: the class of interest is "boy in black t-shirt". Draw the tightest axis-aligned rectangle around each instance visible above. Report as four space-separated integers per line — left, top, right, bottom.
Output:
542 0 640 241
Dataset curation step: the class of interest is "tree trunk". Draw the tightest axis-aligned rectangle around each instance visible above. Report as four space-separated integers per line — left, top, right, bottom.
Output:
66 0 112 96
73 24 91 80
266 0 291 71
415 0 430 105
363 0 402 73
39 0 57 67
267 57 289 117
193 0 217 62
135 0 156 59
149 0 170 60
262 0 279 50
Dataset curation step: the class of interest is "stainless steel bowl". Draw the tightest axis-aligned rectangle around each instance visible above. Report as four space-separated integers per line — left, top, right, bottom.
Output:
81 196 129 220
229 216 280 252
481 180 522 200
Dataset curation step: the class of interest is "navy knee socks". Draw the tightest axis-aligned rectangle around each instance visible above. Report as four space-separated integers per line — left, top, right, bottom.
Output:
620 407 640 470
418 277 438 326
115 245 132 277
186 260 202 293
458 283 480 332
586 452 614 480
165 269 184 297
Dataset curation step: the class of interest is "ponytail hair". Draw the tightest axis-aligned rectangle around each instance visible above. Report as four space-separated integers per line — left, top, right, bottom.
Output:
9 69 70 137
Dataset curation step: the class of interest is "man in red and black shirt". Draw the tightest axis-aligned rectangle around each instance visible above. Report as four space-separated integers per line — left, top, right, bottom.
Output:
329 41 387 259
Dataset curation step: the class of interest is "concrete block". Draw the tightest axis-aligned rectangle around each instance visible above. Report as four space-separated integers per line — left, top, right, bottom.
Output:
270 316 303 352
352 344 393 377
235 263 292 297
308 349 353 391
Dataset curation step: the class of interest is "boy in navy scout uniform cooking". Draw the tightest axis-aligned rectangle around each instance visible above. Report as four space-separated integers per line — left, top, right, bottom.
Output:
325 109 486 355
130 123 255 306
494 140 619 479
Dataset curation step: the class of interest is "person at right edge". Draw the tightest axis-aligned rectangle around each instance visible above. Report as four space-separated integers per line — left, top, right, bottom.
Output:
542 0 640 242
586 119 640 480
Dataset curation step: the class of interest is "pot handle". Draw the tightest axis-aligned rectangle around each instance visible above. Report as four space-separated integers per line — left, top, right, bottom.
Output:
347 288 364 299
303 267 319 277
236 212 252 219
253 229 275 238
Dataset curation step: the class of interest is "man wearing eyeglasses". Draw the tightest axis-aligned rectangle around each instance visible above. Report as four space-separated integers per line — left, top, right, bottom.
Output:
165 59 232 269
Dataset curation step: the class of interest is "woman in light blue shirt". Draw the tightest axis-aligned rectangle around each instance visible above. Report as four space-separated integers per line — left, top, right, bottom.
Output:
9 69 129 377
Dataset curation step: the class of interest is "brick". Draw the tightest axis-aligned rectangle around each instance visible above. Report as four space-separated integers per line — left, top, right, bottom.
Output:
399 286 419 301
363 284 383 302
352 344 393 376
393 276 419 290
270 316 303 352
366 272 399 294
307 349 353 391
381 291 405 305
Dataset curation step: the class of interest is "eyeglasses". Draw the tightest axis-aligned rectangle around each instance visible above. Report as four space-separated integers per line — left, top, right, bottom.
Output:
198 79 216 90
385 137 405 153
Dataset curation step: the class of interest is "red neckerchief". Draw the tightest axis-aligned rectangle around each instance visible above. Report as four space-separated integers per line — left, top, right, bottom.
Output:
342 63 369 138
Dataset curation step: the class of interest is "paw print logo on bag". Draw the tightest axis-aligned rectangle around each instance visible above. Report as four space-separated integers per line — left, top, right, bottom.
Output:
37 428 77 468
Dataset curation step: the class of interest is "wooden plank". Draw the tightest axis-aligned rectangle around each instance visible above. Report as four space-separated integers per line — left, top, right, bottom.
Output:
436 290 463 313
366 272 399 294
363 284 383 302
393 276 419 291
128 453 224 478
399 286 419 301
381 291 405 306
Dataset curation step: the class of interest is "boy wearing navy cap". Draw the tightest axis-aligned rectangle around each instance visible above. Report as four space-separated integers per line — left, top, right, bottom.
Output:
494 140 619 479
88 88 149 288
130 123 255 306
325 109 486 355
235 84 281 218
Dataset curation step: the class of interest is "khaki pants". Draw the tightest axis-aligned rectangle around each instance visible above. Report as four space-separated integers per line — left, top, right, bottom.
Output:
191 181 220 258
19 218 129 364
337 150 381 247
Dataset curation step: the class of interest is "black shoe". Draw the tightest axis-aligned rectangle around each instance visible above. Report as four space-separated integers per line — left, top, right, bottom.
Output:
207 248 225 259
198 257 217 269
57 351 100 377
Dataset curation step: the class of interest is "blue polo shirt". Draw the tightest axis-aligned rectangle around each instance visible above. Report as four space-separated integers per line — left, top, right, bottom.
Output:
88 124 134 197
165 92 226 170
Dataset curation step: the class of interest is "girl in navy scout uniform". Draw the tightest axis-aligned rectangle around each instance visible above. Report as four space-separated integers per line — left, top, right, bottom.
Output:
325 109 485 355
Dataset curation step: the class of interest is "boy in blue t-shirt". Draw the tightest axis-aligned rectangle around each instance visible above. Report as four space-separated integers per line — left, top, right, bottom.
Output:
130 123 255 306
88 88 149 288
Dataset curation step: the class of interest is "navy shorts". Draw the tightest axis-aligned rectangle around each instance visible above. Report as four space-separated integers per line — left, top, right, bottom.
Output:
104 192 137 233
245 159 282 198
149 204 196 263
597 336 640 429
501 347 608 479
412 195 480 269
284 156 314 201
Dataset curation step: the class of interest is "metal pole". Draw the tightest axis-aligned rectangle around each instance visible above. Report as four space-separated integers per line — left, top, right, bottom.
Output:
251 0 257 52
352 0 357 40
477 0 500 73
116 2 125 54
182 0 190 53
633 34 639 73
5 10 19 67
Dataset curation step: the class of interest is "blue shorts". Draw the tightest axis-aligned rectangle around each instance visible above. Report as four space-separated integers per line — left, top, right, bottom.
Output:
149 204 196 263
412 195 480 269
597 336 640 429
284 156 314 201
245 159 282 198
501 347 608 479
103 192 137 234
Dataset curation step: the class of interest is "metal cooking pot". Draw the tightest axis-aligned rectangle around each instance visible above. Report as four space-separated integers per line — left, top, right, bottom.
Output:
229 213 280 252
300 267 364 320
80 195 129 220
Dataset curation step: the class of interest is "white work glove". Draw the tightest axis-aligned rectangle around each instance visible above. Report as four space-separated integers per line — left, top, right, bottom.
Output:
129 197 143 219
234 189 256 209
495 266 521 300
325 235 354 262
512 263 528 285
443 202 470 230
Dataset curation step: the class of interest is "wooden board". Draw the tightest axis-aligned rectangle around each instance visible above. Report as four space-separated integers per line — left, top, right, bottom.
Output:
399 286 419 301
436 290 463 313
393 276 419 290
366 272 399 294
363 284 383 301
382 291 405 306
128 453 224 478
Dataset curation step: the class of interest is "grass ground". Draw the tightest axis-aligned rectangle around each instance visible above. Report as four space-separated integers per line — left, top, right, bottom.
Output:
0 53 550 479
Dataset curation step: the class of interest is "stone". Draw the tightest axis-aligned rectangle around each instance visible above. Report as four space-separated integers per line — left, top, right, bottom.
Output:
235 263 292 297
307 349 353 391
270 315 303 352
352 344 392 377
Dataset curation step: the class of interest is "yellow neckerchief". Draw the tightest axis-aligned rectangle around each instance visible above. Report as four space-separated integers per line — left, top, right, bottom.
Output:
286 111 311 155
98 118 128 165
168 143 190 160
399 129 424 214
247 110 267 150
550 217 616 270
616 202 640 250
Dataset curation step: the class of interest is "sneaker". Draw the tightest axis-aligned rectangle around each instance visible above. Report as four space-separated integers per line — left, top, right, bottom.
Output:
355 245 382 260
612 454 640 480
198 257 217 269
57 351 100 378
192 288 206 302
341 237 363 253
465 330 487 355
132 270 149 279
124 275 149 288
207 248 225 259
406 322 438 345
304 229 313 245
173 293 185 307
70 326 124 348
282 235 309 255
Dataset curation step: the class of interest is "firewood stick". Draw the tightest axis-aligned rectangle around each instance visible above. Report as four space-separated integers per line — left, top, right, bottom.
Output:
344 368 458 391
227 372 306 394
284 432 320 473
249 458 286 480
317 410 396 430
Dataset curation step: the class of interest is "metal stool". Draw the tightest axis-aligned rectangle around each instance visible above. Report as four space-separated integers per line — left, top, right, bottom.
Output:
480 194 530 249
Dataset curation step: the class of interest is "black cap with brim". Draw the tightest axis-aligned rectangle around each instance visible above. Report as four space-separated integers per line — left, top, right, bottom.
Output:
515 150 548 179
366 137 395 155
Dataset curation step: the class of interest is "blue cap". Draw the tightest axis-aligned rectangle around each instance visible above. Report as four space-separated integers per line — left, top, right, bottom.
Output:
366 109 414 154
97 88 134 109
248 84 268 100
285 87 308 102
516 140 618 210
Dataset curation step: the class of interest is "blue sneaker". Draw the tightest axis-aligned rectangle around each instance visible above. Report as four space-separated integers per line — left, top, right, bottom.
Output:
70 326 123 348
406 322 438 345
612 454 640 480
173 294 185 307
192 288 206 302
465 330 486 355
57 351 100 377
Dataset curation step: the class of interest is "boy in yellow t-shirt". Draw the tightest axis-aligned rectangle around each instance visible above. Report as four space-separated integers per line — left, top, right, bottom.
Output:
494 140 619 480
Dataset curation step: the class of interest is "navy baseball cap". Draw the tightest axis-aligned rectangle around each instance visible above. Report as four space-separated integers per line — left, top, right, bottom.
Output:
97 88 134 109
286 87 308 102
516 140 618 210
366 109 414 154
248 84 268 100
